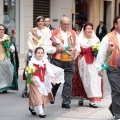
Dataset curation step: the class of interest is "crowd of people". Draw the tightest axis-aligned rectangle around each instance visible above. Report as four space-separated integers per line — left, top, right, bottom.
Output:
1 15 120 120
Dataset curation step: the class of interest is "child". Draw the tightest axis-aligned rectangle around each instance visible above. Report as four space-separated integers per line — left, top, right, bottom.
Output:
27 47 56 118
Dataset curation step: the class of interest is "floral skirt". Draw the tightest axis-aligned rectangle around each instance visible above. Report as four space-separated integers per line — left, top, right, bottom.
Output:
29 78 54 108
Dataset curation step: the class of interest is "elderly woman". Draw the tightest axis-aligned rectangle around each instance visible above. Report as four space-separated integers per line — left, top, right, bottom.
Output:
73 22 103 108
0 24 18 93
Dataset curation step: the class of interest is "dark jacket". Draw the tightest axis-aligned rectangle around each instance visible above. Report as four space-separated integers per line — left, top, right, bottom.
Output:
49 25 55 30
96 25 107 41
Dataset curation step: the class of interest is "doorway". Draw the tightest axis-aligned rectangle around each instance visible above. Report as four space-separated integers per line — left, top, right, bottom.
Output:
75 0 88 30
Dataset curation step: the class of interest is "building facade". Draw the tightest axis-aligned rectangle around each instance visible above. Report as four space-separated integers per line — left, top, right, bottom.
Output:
0 0 116 54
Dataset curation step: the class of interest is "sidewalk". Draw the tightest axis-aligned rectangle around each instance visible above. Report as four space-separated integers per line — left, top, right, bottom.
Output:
18 54 114 120
54 95 113 120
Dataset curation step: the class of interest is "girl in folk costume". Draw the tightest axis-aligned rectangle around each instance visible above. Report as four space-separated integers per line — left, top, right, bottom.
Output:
28 47 56 118
74 22 103 108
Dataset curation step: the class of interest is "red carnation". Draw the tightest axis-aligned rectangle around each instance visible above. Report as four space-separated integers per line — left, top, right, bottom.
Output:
110 44 113 47
50 37 55 41
11 30 16 35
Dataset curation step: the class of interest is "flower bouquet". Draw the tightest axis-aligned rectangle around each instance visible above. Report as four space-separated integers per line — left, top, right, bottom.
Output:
26 65 37 84
104 42 114 63
0 37 11 58
92 42 100 57
0 30 16 58
101 42 114 72
50 36 72 55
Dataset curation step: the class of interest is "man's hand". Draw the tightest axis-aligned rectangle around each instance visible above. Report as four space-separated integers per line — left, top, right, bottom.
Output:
98 70 103 77
69 47 76 56
56 47 64 53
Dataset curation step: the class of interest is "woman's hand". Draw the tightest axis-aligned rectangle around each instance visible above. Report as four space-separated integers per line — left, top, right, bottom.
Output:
9 47 12 52
9 45 15 52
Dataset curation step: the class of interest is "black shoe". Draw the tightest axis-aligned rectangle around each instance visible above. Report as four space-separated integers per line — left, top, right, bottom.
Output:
28 107 36 115
62 104 70 109
89 103 98 108
109 104 114 116
50 94 55 104
2 91 7 93
39 114 46 118
78 101 83 106
50 101 54 104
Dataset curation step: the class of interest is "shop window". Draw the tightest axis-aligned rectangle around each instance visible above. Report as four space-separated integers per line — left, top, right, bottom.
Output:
3 0 15 36
33 0 50 27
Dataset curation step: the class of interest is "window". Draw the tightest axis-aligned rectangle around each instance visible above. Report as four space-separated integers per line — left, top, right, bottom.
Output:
4 0 15 36
33 0 50 27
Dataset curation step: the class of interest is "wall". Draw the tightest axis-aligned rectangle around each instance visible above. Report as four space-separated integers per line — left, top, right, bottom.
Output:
0 0 3 24
86 0 115 32
87 0 104 31
105 1 112 32
20 0 33 54
116 0 120 16
50 0 74 29
104 0 115 32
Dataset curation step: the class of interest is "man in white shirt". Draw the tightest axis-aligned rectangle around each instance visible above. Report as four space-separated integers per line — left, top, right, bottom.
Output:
96 16 120 120
47 16 80 109
44 17 55 30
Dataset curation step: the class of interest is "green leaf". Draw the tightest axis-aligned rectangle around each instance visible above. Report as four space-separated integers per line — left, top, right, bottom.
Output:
6 50 10 58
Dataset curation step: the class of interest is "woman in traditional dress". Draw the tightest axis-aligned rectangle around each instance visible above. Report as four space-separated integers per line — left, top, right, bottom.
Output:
0 24 18 93
22 16 64 97
27 15 64 82
28 16 51 58
28 47 56 118
73 22 103 108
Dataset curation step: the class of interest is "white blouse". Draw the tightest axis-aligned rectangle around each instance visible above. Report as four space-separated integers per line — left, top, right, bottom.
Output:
95 31 120 70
